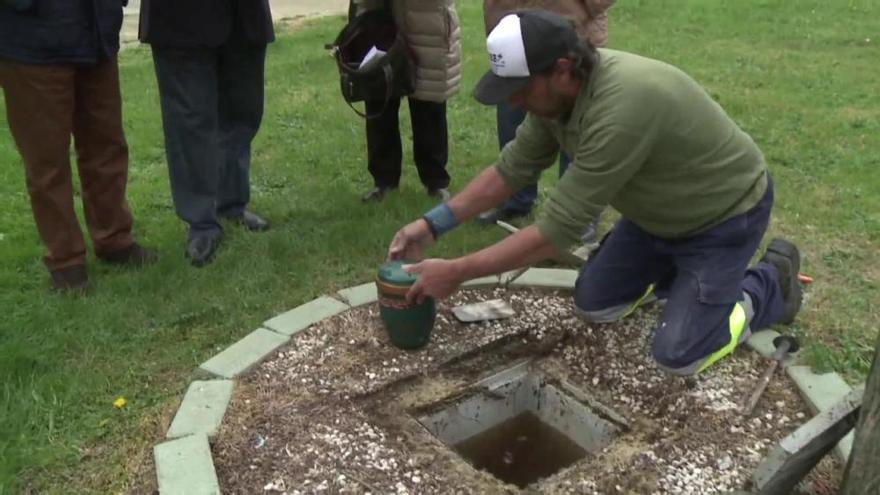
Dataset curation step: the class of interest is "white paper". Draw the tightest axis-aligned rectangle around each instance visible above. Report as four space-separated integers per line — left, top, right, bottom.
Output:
358 45 387 70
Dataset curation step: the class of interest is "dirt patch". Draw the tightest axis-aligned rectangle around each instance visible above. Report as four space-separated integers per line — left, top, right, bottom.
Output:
212 288 841 494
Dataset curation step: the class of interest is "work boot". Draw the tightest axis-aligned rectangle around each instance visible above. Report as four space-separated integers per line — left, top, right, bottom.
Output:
475 207 530 225
98 242 158 268
50 265 90 294
760 238 803 324
222 210 270 232
362 186 396 203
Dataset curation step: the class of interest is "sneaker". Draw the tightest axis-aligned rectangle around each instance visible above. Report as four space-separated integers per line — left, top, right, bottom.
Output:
760 238 803 324
475 207 530 225
580 220 599 245
427 188 451 202
98 242 158 268
362 186 396 202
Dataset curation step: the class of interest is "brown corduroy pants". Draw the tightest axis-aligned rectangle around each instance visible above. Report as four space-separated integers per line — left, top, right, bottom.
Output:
0 57 134 271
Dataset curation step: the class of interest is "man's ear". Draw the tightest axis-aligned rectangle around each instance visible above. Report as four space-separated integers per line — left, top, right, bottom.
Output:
554 58 574 78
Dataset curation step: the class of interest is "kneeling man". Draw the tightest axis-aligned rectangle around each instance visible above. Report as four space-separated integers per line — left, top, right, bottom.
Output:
386 10 802 375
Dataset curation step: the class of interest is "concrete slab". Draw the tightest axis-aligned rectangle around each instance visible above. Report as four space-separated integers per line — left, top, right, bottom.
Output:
154 434 220 495
199 328 289 379
507 268 578 290
263 296 350 336
337 283 378 308
167 380 235 439
786 365 855 462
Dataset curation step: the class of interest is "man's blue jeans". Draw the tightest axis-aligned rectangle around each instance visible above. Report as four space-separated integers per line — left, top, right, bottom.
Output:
497 101 569 213
574 177 784 374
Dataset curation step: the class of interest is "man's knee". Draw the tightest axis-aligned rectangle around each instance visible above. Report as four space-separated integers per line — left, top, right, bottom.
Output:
651 333 700 376
573 301 632 323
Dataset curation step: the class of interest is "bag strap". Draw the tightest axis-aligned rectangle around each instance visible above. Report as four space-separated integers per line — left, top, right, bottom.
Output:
344 64 395 120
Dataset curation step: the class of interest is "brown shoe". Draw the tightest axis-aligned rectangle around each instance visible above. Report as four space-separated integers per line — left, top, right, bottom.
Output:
50 265 90 293
98 242 158 268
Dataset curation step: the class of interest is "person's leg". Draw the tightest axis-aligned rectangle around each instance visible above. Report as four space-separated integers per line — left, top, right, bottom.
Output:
151 46 222 238
215 22 267 223
651 182 785 375
364 96 403 199
0 61 88 282
71 57 140 259
574 218 674 322
408 98 450 194
496 101 535 213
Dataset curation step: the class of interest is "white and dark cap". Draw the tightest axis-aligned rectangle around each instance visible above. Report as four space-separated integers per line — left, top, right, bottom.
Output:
474 10 580 105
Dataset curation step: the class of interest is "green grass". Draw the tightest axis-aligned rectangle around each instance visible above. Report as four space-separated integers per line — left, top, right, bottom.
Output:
0 0 878 492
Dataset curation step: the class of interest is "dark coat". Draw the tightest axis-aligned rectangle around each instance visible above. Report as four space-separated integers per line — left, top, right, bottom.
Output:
0 0 126 65
138 0 274 48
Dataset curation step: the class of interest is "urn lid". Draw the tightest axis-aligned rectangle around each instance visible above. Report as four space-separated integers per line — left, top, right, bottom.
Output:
377 260 418 286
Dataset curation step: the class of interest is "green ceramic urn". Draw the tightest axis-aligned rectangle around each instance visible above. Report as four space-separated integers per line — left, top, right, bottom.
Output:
376 260 436 350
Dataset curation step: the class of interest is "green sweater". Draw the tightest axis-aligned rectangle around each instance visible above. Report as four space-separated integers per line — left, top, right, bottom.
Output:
497 49 768 251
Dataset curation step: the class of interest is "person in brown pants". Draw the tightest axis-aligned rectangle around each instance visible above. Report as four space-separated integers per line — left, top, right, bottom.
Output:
0 0 156 293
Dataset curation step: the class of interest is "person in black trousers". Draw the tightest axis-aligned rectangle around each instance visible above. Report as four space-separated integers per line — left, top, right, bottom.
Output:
353 0 462 203
139 0 274 266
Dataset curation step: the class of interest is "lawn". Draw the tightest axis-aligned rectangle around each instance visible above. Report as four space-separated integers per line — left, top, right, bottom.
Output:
0 0 877 492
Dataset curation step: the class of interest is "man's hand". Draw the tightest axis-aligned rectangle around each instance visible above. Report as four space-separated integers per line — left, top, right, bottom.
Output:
403 259 465 304
387 219 435 261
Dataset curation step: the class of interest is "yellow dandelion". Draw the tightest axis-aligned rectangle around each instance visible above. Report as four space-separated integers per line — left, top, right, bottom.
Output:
113 397 127 409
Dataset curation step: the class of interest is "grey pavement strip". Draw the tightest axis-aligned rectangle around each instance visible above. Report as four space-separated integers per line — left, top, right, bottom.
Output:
337 282 378 308
166 380 235 439
154 434 220 495
263 296 350 336
199 328 289 379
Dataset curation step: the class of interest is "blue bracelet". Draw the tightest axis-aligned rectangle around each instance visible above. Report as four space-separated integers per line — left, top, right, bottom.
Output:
422 203 459 239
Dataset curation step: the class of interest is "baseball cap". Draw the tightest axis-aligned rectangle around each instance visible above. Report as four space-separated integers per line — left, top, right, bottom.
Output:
474 10 580 106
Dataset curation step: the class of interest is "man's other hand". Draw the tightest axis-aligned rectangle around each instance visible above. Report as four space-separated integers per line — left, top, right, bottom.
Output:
403 259 464 304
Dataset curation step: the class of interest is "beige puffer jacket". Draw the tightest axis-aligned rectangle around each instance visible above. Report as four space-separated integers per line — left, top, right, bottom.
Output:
355 0 462 102
483 0 614 46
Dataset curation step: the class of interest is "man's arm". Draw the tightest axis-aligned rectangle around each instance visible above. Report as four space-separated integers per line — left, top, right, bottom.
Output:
403 224 558 303
387 164 515 262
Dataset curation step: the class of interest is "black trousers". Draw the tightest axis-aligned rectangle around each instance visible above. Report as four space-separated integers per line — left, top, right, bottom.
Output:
151 25 266 236
365 97 450 190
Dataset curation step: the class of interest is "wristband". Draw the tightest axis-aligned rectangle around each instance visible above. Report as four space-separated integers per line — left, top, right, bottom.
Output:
422 203 459 239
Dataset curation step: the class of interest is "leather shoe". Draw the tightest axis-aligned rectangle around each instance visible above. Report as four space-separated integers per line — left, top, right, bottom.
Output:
223 210 270 232
427 188 451 202
186 234 222 267
475 207 530 225
362 186 396 202
50 265 90 293
98 242 158 267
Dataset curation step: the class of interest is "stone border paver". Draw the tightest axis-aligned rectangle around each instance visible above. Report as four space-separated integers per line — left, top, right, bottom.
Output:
166 380 235 440
154 434 220 495
787 365 855 462
507 268 578 289
263 296 349 336
155 271 859 492
199 328 289 379
337 283 378 308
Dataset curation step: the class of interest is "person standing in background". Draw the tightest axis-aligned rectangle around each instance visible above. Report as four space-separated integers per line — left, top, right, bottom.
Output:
139 0 274 267
353 0 462 203
0 0 157 293
477 0 614 245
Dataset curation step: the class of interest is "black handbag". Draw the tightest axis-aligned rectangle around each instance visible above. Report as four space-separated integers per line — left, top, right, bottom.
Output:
328 1 415 119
